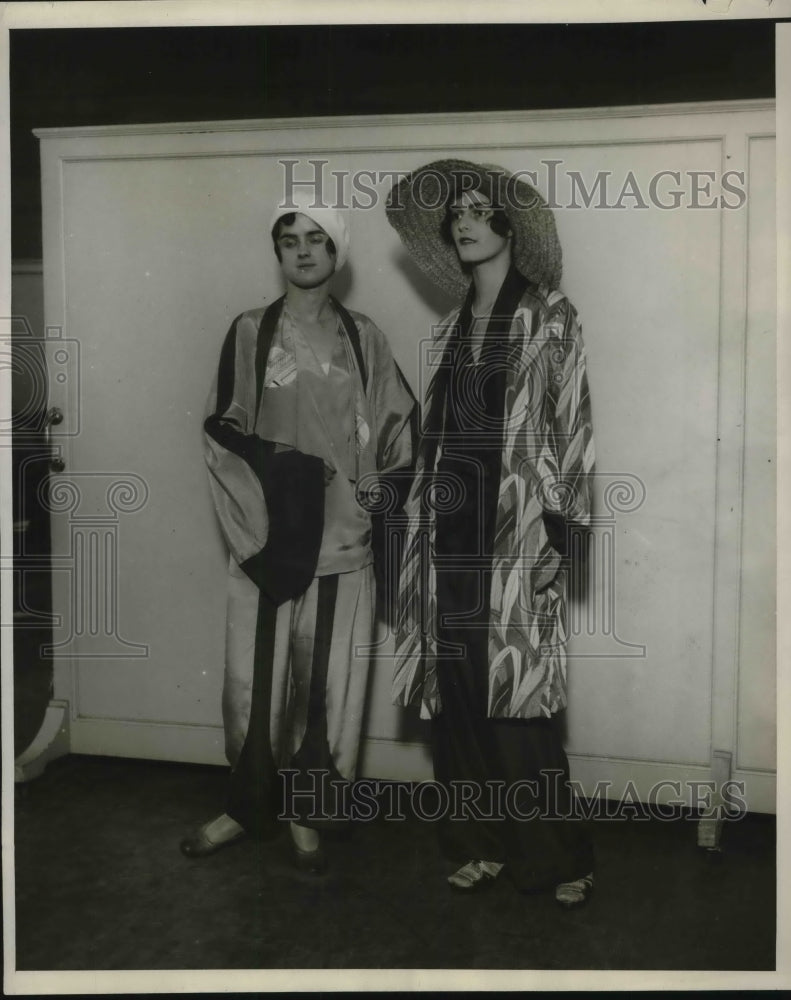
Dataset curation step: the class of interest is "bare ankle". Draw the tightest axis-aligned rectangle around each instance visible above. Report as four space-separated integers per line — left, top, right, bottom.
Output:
290 821 320 851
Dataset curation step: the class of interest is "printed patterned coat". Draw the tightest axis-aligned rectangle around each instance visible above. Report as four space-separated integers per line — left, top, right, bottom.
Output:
393 283 595 721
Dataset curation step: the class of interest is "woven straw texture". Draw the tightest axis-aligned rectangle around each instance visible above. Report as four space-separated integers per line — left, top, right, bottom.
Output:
385 159 562 298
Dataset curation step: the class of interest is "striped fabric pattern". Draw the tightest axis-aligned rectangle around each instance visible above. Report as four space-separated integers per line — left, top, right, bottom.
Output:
394 286 594 721
205 303 415 773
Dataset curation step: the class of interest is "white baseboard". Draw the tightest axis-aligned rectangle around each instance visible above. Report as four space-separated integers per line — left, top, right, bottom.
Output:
567 755 775 814
69 716 227 765
361 745 777 814
64 717 776 813
730 769 776 814
357 736 433 781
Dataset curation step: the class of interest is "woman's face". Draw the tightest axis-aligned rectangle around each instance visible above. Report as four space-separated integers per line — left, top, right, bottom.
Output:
275 212 337 289
448 190 512 269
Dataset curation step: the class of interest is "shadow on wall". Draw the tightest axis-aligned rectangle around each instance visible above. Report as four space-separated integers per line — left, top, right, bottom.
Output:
11 273 54 757
392 248 459 319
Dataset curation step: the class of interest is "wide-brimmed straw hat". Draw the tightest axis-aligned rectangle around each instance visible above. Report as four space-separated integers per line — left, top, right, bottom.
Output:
385 158 562 298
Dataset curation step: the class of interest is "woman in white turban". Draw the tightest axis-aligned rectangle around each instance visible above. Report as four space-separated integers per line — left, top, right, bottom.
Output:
181 196 415 873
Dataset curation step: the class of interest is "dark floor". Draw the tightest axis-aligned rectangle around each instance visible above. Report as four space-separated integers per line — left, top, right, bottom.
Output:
13 754 775 971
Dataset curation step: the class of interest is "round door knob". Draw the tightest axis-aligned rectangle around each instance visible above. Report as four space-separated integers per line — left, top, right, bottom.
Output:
50 457 66 473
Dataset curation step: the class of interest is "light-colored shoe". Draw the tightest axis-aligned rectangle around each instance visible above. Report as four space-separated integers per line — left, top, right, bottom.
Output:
289 821 326 875
447 860 504 892
290 839 327 875
179 814 245 858
555 872 594 909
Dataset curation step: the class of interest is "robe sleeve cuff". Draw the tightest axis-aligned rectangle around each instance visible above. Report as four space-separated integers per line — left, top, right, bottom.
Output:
240 450 325 605
542 510 590 559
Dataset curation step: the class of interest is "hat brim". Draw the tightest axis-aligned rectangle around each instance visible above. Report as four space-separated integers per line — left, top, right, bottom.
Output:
385 159 562 298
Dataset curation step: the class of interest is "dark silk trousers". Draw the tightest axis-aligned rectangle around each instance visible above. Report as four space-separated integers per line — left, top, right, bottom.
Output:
431 336 593 892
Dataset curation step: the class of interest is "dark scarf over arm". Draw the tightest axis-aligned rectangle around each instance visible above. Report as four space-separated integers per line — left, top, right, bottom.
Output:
206 295 416 608
423 266 528 534
422 265 578 558
204 297 325 607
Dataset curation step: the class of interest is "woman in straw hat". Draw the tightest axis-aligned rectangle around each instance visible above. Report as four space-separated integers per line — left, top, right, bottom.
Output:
386 160 595 907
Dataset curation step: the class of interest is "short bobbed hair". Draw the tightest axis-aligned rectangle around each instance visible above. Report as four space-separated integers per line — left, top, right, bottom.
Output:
438 175 513 248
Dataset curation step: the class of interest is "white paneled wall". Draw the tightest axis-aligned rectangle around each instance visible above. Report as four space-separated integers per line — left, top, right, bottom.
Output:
34 102 776 809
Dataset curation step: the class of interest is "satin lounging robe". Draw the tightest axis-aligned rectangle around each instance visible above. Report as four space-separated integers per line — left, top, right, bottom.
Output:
204 296 415 835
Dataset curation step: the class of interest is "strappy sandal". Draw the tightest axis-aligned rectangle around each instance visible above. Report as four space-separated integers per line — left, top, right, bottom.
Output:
447 860 504 892
554 872 594 909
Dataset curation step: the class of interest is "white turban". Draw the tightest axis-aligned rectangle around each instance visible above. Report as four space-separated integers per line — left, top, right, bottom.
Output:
269 193 350 271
